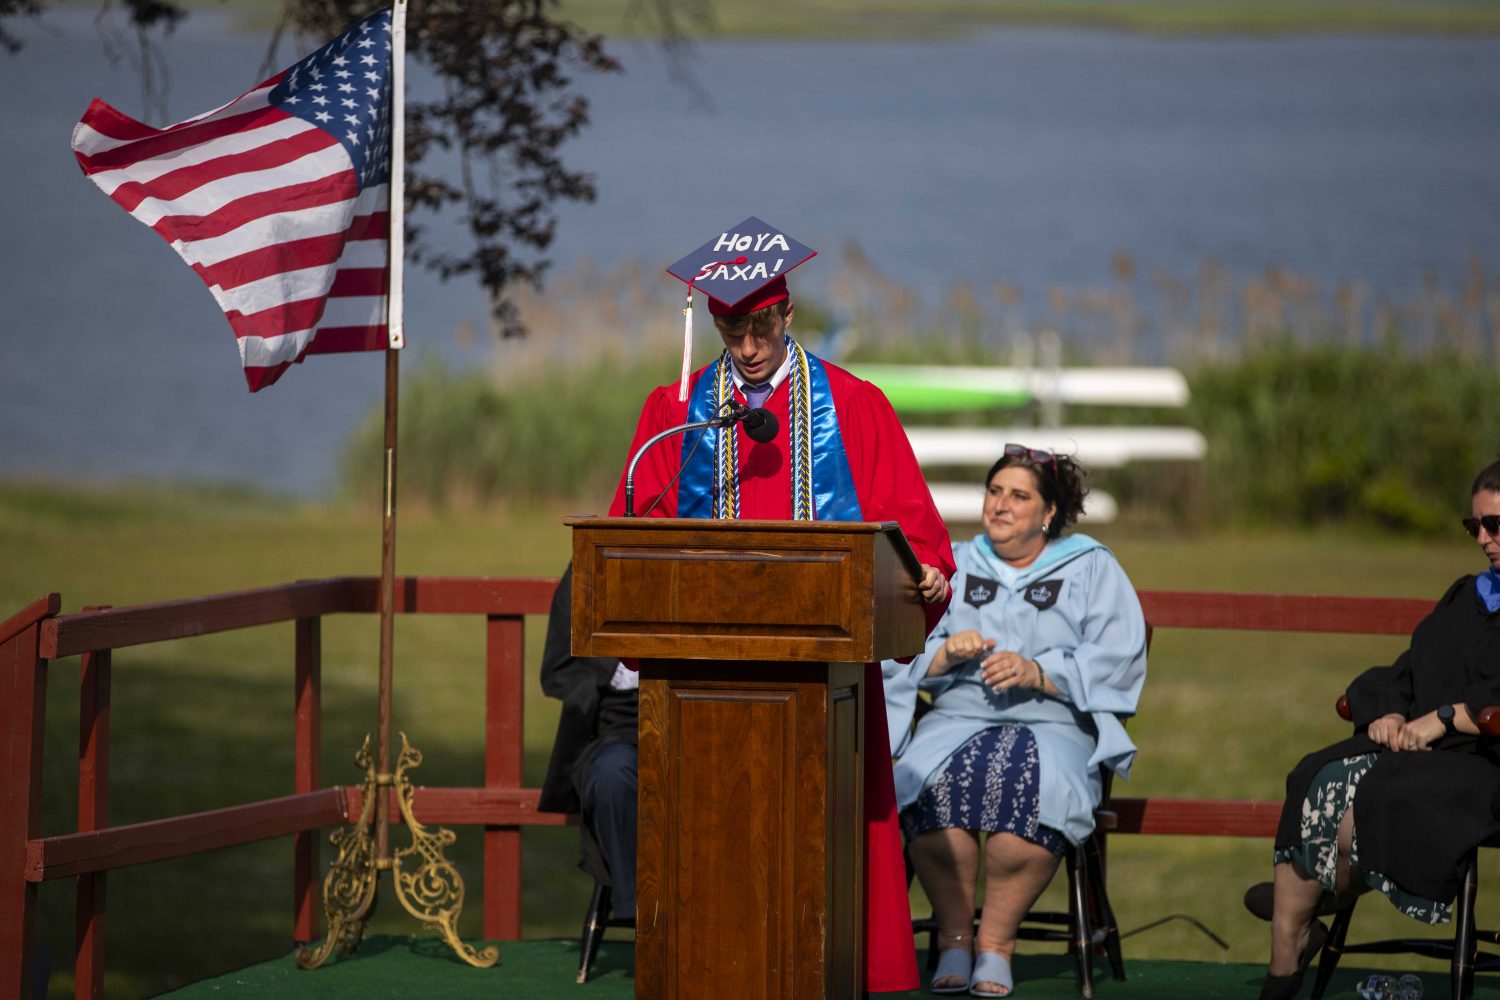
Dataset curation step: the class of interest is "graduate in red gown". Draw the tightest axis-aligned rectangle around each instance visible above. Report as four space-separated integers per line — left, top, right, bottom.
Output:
608 217 955 993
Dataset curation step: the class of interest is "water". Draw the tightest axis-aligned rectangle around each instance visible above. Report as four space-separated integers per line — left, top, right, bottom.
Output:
2 10 1498 496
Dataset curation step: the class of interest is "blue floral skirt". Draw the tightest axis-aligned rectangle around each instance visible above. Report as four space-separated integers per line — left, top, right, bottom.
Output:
900 723 1066 855
1273 753 1450 925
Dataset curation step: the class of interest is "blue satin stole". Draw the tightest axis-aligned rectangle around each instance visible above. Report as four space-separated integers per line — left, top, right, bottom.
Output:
677 351 862 521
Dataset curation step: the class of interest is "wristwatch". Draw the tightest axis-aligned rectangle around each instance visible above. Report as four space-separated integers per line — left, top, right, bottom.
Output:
1437 703 1457 736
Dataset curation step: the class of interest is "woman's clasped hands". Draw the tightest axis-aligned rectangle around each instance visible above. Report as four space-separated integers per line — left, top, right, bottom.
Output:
1367 711 1444 752
932 629 1047 693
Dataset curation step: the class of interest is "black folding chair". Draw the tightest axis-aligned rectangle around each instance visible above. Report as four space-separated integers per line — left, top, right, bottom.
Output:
575 879 635 985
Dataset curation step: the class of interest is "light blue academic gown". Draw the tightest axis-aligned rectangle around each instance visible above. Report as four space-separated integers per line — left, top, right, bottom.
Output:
883 534 1147 845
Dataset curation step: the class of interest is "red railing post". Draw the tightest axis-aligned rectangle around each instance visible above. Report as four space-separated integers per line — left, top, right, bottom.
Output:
75 607 112 1000
484 613 525 941
293 617 322 943
1 594 60 1000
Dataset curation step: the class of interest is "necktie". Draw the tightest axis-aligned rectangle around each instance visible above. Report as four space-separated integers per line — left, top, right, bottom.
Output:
744 381 772 409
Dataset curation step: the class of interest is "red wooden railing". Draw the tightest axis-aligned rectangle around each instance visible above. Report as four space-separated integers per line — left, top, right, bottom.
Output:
0 576 563 1000
2 580 1491 999
1110 591 1435 838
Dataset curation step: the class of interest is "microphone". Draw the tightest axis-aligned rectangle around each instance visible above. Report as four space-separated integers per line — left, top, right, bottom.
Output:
742 407 778 443
623 404 780 516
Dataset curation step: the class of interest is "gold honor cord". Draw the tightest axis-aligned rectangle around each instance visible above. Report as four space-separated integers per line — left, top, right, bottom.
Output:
710 338 816 520
787 341 814 521
293 733 499 970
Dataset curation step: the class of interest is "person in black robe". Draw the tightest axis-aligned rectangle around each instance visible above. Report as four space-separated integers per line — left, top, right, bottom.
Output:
537 562 640 913
1255 459 1500 1000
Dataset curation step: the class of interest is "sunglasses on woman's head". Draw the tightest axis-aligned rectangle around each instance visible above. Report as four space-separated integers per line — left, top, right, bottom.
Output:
1463 515 1500 539
1004 443 1059 476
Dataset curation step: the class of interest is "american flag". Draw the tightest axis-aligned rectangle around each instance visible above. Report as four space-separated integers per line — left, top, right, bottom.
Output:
71 11 395 392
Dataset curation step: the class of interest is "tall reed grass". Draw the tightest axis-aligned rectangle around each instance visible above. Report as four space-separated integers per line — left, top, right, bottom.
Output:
342 247 1500 532
1190 340 1500 533
340 354 657 508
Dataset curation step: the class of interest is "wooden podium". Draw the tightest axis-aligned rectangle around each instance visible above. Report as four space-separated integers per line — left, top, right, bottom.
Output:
566 517 927 1000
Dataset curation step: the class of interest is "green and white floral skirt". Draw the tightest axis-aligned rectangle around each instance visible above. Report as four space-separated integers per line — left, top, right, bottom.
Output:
1273 753 1451 925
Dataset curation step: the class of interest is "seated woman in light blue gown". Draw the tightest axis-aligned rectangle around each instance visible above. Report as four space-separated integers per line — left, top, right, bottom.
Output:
883 445 1148 997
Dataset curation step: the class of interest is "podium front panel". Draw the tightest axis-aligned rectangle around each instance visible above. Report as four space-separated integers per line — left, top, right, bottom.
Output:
636 660 864 1000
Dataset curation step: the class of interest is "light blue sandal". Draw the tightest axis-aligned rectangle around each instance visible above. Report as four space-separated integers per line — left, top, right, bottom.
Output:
969 951 1013 998
930 946 973 995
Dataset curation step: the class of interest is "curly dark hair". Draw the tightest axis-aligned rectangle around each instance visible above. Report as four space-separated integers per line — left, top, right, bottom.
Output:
1473 456 1500 496
985 446 1089 539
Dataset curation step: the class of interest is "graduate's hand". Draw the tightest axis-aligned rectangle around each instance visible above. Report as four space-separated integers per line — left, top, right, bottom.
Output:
1367 712 1407 751
1400 712 1444 751
918 563 950 604
981 650 1043 694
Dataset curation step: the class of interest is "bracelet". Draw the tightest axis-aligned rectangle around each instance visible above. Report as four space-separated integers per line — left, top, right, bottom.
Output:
1034 661 1048 692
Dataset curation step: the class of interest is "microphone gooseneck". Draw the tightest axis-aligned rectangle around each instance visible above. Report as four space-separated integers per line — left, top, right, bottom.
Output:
623 403 780 516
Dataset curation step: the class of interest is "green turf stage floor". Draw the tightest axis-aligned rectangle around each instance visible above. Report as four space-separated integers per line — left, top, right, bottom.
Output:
165 936 1500 999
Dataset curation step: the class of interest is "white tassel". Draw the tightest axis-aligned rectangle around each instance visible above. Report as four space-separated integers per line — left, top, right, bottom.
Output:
678 290 694 402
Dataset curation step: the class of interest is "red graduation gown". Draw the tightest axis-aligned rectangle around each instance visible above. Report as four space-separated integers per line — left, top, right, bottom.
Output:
609 356 954 993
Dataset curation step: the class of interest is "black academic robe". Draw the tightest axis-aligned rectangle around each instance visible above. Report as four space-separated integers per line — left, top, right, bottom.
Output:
1275 575 1500 903
537 564 639 885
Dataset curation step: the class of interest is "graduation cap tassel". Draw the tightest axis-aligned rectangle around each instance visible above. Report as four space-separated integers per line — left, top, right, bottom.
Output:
679 287 694 402
676 256 742 402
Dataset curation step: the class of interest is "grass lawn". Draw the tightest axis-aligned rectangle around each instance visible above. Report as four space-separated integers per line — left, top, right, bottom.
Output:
3 480 1494 997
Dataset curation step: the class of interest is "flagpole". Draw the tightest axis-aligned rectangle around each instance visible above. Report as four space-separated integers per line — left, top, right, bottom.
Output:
374 0 408 871
297 0 494 972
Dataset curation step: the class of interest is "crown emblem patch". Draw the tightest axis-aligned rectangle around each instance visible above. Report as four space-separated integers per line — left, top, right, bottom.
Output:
1024 579 1063 610
965 576 998 608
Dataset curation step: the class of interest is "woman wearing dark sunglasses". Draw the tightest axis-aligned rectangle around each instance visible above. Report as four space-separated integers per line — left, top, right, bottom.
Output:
882 445 1147 996
1251 459 1500 1000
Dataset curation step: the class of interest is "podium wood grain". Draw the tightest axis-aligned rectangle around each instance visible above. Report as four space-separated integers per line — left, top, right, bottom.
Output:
636 661 863 999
